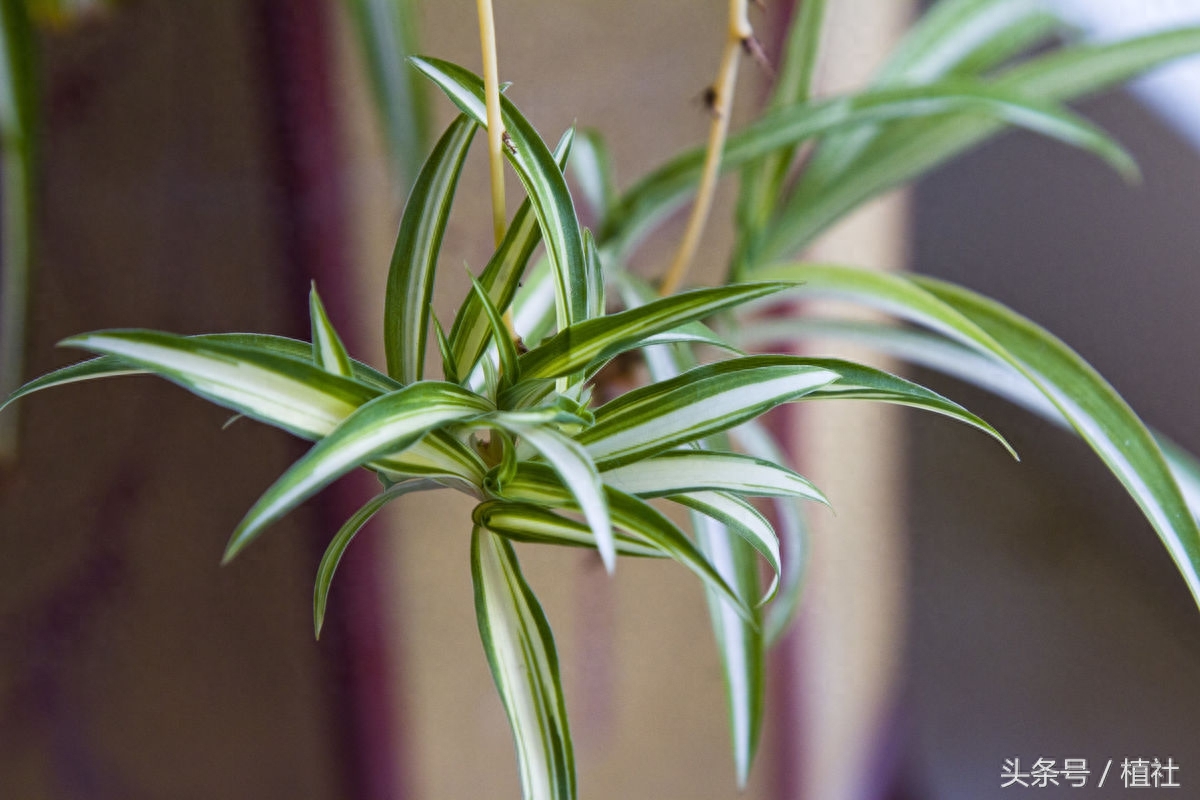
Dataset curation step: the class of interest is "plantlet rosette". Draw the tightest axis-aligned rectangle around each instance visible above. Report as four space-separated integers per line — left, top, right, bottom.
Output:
8 2 1200 797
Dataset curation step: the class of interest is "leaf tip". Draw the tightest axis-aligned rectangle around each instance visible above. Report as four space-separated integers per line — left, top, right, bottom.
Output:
313 611 326 641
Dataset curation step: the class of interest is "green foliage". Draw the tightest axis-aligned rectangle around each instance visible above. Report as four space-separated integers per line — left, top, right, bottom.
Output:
7 1 1200 797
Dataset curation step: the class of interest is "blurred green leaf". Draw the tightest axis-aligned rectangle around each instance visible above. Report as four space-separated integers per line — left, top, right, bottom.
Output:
756 26 1200 260
609 81 1136 262
569 129 616 227
0 0 35 461
341 0 429 184
756 263 1200 609
470 273 520 389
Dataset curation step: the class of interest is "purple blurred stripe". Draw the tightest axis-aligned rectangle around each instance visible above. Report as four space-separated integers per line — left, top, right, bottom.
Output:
250 2 410 798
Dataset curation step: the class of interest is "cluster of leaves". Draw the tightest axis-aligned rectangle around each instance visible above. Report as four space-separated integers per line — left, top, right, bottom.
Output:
7 1 1200 798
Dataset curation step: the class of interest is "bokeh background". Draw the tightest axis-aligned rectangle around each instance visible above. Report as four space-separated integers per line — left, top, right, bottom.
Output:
2 1 1199 798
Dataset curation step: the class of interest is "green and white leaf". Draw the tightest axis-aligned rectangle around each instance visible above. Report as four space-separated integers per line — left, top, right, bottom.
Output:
470 274 521 388
582 229 605 324
756 263 1200 608
309 284 354 378
412 56 588 331
472 528 575 800
798 356 1015 457
734 0 826 265
474 500 662 557
577 356 840 469
384 113 477 383
450 128 574 379
601 450 826 504
314 479 440 638
341 0 430 183
798 0 1058 193
225 382 493 561
514 282 790 384
671 490 781 604
60 330 379 440
623 329 767 784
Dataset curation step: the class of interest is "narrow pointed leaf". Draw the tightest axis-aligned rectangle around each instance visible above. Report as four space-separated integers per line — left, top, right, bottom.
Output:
23 331 484 483
225 382 493 561
470 274 521 388
601 450 827 504
804 0 1058 189
474 500 662 558
756 263 1200 608
18 332 402 399
315 479 439 638
624 323 770 781
672 490 781 604
510 258 559 350
432 315 460 384
384 113 478 383
513 283 791 386
60 330 378 440
799 356 1015 457
471 528 575 800
577 356 840 469
450 129 574 379
412 56 588 331
737 315 1200 527
794 0 1057 208
309 284 354 377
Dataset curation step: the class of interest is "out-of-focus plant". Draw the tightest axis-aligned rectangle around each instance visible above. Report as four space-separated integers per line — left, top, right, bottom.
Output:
6 1 1200 798
0 0 427 462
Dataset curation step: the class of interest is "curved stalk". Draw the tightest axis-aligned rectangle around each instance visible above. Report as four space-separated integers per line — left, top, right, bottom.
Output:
659 0 751 296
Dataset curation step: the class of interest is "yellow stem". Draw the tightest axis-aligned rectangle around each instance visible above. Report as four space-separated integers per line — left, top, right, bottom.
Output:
659 0 751 296
476 0 507 245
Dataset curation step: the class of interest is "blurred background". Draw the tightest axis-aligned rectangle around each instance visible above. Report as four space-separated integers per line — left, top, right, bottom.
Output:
1 0 1199 798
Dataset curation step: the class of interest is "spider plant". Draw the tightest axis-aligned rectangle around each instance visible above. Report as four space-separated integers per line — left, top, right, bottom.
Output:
6 1 1200 798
